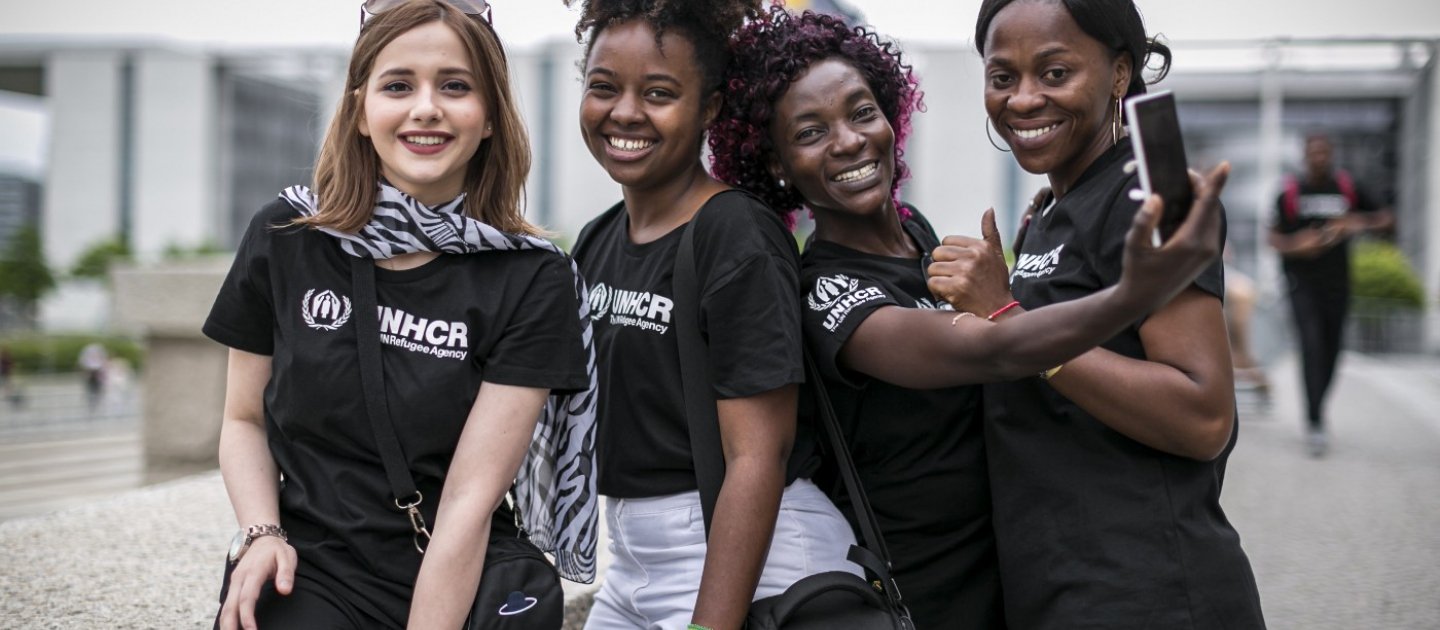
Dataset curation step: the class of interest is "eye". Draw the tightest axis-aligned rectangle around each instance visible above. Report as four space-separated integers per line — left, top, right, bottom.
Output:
854 105 879 121
586 81 616 95
382 81 411 93
988 72 1014 89
1043 67 1069 82
795 127 822 143
644 88 677 100
441 80 472 93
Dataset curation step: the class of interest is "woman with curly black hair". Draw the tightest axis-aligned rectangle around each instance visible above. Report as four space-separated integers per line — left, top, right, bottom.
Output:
563 1 859 628
709 6 1232 627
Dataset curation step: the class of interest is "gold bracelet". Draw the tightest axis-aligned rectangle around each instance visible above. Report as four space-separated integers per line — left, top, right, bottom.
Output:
1040 364 1064 380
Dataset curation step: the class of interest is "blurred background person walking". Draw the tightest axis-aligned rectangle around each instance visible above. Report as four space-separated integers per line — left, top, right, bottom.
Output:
1267 133 1394 457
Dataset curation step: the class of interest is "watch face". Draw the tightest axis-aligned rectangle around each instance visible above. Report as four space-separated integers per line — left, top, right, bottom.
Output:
228 530 249 562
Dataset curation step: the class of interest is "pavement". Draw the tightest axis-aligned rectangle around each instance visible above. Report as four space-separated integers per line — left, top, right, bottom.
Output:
1 352 1438 628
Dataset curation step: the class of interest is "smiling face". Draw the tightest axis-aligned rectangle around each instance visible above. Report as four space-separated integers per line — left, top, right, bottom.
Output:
768 58 896 219
982 0 1129 194
358 20 492 205
579 19 719 191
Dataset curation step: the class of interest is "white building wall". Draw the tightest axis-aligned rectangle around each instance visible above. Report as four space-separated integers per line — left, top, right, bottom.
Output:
43 50 122 270
131 49 216 262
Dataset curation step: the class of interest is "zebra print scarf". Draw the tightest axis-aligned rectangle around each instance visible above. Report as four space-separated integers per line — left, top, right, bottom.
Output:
280 183 600 583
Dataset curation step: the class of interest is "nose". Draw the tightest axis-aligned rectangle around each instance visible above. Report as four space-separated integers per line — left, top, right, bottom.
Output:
830 122 866 156
410 86 442 122
609 91 644 126
1006 77 1046 116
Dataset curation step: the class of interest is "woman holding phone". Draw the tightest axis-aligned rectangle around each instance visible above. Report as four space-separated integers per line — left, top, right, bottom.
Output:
709 6 1237 627
943 0 1268 625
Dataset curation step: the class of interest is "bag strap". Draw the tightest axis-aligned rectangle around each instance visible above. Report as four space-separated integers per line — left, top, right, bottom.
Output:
349 257 432 553
674 213 727 537
670 202 905 599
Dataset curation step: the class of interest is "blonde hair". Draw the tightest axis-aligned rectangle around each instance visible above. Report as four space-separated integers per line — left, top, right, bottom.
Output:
299 0 536 235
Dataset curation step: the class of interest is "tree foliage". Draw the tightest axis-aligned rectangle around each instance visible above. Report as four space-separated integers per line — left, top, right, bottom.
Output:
0 224 56 304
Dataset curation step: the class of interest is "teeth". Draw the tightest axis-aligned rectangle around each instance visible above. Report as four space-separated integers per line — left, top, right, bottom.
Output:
405 136 448 146
833 162 878 183
1013 125 1057 140
608 137 655 152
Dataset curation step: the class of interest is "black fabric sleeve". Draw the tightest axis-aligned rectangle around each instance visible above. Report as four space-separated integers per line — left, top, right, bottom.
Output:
1094 185 1225 305
481 253 591 394
799 272 901 387
1352 181 1380 213
694 192 806 399
203 201 285 355
1273 191 1297 232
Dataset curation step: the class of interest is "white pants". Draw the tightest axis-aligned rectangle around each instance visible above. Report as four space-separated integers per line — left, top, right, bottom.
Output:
583 478 860 630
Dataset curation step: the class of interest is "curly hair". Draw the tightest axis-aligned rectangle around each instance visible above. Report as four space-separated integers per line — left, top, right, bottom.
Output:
708 6 923 221
564 0 760 93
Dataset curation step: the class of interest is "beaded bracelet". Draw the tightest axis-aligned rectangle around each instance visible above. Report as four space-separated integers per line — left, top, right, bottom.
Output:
987 300 1022 321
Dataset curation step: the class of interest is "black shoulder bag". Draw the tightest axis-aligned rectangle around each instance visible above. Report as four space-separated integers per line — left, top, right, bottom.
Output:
672 213 915 630
349 257 563 630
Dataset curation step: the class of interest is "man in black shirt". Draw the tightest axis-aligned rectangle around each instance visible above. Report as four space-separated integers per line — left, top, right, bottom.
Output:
1268 134 1394 456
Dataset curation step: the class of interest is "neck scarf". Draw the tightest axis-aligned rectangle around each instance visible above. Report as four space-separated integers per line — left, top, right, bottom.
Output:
280 183 600 583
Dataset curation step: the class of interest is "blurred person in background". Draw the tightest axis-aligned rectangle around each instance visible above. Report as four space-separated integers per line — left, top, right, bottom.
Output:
1268 133 1394 457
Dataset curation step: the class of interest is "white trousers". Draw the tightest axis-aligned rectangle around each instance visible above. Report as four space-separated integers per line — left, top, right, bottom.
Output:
583 478 860 630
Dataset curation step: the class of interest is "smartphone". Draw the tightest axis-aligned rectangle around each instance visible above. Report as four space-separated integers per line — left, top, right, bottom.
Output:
1125 90 1193 244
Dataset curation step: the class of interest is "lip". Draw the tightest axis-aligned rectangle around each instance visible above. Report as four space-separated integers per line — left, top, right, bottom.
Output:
601 134 658 163
829 159 885 192
398 131 455 156
1005 120 1063 151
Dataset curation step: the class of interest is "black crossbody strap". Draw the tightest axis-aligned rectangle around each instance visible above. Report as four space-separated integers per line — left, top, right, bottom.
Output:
348 259 424 515
674 215 727 536
802 351 892 564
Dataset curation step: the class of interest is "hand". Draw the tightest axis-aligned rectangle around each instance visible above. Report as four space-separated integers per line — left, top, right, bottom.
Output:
926 208 1015 316
219 536 297 630
1115 162 1230 311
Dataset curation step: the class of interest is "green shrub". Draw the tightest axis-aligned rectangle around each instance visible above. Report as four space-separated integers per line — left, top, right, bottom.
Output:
0 334 144 374
1350 240 1425 310
71 238 132 280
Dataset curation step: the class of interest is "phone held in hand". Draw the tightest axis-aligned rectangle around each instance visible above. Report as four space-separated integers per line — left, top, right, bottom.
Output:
1125 90 1193 245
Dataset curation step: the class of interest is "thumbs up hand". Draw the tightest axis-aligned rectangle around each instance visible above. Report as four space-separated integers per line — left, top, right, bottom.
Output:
926 208 1016 317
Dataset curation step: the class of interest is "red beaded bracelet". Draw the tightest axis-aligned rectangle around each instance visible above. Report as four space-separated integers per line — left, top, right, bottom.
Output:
987 300 1021 321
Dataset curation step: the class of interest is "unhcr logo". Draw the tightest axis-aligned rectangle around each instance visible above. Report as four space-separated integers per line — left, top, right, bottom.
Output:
808 274 860 312
301 289 352 331
588 283 612 321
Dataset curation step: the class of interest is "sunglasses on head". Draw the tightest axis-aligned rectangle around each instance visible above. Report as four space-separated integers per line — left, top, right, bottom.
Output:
360 0 493 26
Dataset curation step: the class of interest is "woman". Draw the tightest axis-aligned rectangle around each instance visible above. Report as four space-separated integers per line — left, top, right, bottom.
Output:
708 7 1230 628
958 0 1266 626
204 2 594 628
563 1 858 628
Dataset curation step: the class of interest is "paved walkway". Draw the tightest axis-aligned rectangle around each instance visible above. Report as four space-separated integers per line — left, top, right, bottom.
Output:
1220 352 1440 629
0 352 1436 628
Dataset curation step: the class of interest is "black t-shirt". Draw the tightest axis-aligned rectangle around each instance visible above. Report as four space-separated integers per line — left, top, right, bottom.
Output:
203 199 590 628
1272 172 1380 294
574 190 811 498
801 209 1001 629
986 142 1265 629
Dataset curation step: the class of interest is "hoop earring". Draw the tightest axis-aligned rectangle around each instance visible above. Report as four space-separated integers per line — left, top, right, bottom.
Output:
1112 96 1122 147
985 117 1011 153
